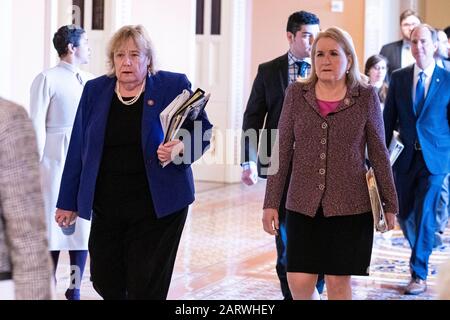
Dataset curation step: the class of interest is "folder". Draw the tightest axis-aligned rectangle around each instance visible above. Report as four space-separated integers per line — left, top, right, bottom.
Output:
366 168 388 233
388 131 404 166
159 88 210 167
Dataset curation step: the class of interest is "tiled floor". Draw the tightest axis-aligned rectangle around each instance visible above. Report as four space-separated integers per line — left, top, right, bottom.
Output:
54 181 450 300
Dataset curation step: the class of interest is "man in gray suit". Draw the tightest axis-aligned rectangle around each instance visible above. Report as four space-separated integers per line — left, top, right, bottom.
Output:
0 97 53 299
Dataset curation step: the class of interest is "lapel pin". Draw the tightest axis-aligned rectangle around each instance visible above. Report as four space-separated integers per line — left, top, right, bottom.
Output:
436 78 440 83
344 98 351 106
147 99 155 107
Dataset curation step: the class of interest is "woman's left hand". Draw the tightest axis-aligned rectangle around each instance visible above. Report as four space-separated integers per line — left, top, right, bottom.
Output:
385 212 396 231
157 139 184 163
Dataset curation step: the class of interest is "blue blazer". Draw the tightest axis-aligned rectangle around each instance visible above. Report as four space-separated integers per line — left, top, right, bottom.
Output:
56 71 213 220
383 65 450 175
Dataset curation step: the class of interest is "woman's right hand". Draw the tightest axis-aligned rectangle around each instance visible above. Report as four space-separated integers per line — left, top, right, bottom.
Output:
262 208 279 236
55 209 78 227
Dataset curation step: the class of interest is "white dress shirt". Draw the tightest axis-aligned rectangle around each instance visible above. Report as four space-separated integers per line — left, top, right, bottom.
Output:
401 41 416 68
412 61 436 103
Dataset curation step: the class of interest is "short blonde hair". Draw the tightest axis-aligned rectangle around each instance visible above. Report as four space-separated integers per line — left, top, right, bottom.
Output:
106 25 156 77
304 27 365 89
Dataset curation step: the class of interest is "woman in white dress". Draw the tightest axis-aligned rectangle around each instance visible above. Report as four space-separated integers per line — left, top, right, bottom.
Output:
30 25 94 300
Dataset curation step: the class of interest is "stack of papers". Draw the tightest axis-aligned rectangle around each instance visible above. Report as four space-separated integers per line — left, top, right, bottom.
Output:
160 88 210 144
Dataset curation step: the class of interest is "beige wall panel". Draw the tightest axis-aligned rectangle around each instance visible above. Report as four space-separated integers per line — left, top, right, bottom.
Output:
423 0 450 29
251 0 365 81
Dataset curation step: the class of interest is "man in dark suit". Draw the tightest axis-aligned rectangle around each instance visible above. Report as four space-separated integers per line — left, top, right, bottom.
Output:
241 11 323 299
380 9 421 81
384 24 450 295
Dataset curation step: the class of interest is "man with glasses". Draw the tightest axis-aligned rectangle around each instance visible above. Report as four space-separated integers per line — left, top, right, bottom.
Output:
380 9 421 81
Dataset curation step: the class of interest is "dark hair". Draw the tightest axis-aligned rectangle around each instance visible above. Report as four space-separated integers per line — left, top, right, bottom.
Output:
365 55 388 103
444 26 450 39
364 54 388 76
399 9 421 25
286 11 320 35
53 25 86 57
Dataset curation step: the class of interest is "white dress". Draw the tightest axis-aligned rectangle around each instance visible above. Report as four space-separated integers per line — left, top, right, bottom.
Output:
30 61 95 251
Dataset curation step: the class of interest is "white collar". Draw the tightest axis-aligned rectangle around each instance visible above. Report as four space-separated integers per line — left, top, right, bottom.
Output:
58 61 80 74
288 51 311 66
402 40 412 49
414 60 436 79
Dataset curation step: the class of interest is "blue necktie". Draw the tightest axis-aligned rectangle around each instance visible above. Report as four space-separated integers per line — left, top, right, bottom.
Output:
414 71 425 116
295 61 310 78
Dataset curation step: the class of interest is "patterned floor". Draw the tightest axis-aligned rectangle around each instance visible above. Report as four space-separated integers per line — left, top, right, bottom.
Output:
54 181 450 300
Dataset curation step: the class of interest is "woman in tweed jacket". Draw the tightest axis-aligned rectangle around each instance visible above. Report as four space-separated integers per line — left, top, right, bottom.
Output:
0 97 52 299
263 27 398 300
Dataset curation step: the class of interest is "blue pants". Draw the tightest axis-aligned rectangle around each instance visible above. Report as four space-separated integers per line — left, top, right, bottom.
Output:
51 250 88 299
395 152 446 280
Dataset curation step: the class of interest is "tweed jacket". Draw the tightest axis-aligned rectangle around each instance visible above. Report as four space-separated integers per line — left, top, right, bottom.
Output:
263 82 399 217
0 98 52 299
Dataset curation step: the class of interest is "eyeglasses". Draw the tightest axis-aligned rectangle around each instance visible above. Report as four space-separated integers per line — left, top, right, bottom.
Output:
401 23 419 28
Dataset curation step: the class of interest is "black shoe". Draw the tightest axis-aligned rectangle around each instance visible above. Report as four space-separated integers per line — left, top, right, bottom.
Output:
65 288 80 300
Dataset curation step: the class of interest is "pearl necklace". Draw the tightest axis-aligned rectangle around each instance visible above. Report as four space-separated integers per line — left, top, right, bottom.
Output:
115 79 146 106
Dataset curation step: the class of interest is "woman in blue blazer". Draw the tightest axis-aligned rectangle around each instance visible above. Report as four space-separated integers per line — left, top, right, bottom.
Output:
55 25 212 300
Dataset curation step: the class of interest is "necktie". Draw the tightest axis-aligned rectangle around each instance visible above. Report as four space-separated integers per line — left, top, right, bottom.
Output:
295 61 311 79
76 73 84 86
414 71 425 116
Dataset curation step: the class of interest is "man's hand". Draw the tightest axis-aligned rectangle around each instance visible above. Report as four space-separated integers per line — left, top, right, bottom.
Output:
241 161 258 186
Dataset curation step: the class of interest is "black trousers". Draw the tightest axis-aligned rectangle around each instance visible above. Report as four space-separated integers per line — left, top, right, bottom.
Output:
89 203 188 300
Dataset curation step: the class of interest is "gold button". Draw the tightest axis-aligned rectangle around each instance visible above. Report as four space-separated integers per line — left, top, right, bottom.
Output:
319 169 326 175
322 122 328 129
321 138 327 145
320 153 326 160
147 100 155 107
319 184 325 191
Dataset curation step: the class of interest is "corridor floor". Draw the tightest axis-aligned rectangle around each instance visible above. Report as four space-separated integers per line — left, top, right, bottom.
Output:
54 181 450 300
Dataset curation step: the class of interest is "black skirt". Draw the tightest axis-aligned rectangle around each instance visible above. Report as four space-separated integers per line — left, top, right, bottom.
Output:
286 207 374 276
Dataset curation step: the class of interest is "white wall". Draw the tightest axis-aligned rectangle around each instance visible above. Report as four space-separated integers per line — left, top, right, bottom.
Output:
0 0 46 109
130 0 196 81
0 0 13 100
364 0 401 62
